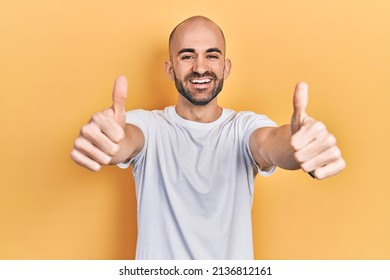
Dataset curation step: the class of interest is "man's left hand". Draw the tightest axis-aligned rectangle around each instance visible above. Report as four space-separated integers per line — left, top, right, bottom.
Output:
290 82 346 179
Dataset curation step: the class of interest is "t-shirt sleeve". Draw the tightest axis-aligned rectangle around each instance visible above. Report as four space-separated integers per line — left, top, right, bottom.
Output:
117 109 150 169
243 112 277 177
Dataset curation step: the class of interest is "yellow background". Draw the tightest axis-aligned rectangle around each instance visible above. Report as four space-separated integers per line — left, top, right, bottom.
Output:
1 0 389 259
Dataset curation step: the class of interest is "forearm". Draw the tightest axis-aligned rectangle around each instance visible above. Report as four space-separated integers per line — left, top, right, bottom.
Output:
251 125 300 171
267 125 300 170
109 124 144 165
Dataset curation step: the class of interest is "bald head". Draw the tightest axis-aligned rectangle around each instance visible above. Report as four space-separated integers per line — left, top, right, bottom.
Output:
164 16 232 107
168 16 226 58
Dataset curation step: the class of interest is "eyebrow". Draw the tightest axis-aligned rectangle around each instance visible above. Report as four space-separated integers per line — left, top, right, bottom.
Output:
206 48 222 55
177 48 223 56
178 48 195 55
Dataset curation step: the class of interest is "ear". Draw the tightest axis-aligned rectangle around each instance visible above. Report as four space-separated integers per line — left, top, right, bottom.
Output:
223 58 232 80
164 60 175 81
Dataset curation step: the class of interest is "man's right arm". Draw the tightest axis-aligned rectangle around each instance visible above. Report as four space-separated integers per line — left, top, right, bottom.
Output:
70 76 144 172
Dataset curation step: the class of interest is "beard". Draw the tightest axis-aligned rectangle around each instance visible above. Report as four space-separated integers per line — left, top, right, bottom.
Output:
174 71 224 106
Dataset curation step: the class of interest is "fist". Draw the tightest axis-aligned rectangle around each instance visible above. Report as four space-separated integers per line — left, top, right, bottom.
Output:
70 76 128 171
290 82 346 179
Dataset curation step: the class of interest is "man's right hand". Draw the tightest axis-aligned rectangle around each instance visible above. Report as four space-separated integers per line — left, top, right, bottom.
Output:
70 76 128 171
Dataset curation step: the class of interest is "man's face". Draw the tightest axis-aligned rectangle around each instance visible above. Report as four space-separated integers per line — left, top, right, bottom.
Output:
166 19 231 106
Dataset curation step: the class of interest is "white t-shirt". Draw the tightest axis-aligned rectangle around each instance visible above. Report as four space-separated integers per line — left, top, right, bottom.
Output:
119 106 276 259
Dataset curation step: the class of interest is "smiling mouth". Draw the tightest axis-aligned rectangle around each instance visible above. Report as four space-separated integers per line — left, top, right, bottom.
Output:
190 78 212 85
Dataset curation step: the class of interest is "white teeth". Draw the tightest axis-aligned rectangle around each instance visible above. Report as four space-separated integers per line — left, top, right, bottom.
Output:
191 78 211 84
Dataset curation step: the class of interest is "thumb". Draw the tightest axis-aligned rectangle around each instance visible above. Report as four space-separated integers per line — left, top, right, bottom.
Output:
291 82 309 133
112 76 128 127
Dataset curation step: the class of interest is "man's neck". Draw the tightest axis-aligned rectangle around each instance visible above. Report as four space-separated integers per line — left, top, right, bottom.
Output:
175 99 222 123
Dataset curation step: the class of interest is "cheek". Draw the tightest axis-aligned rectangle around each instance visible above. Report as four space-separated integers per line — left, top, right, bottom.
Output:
212 62 227 78
174 64 192 79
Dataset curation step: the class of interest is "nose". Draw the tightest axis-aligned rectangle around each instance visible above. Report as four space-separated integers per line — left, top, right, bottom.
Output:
192 56 207 75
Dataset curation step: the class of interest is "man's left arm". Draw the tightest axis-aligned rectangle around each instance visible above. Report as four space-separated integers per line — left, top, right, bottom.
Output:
250 82 346 179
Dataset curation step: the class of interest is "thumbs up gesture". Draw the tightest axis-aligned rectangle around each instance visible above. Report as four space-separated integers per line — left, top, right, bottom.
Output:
70 76 129 171
290 82 346 179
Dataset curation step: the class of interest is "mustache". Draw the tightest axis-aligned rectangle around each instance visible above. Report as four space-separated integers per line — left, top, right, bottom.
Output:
184 71 218 81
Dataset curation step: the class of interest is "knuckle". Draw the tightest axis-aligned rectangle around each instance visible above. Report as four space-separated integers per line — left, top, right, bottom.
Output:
113 131 125 143
91 112 103 123
118 130 126 140
313 121 326 132
73 137 85 150
70 149 79 161
301 163 311 172
290 137 300 151
315 172 325 180
110 143 120 155
317 130 328 140
99 154 112 165
294 151 305 163
103 157 112 165
70 148 102 171
327 134 337 146
294 152 306 164
339 158 347 170
331 148 342 160
91 109 113 124
91 164 101 172
291 142 298 151
80 124 92 137
105 143 120 157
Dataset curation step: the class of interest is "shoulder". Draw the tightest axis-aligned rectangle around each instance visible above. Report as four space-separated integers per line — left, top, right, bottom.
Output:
123 107 175 133
125 106 173 121
224 109 276 127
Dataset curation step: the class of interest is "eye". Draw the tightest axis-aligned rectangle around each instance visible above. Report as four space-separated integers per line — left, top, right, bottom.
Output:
181 55 194 60
207 54 220 60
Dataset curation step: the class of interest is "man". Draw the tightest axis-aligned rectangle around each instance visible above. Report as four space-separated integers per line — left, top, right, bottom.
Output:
70 16 345 259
